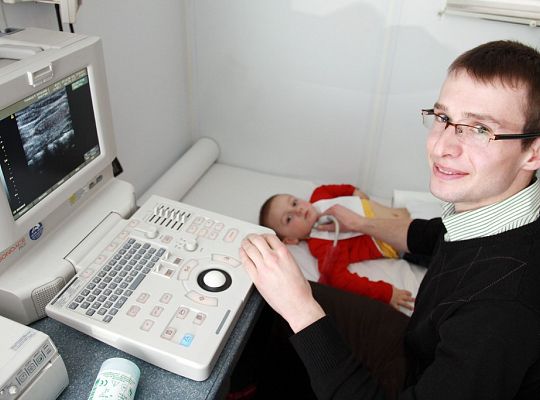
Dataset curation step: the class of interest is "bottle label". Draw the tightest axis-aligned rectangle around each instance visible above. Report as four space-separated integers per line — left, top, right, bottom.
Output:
88 369 138 400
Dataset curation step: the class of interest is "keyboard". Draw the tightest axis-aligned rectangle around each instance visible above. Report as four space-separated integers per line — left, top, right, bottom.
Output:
46 195 272 381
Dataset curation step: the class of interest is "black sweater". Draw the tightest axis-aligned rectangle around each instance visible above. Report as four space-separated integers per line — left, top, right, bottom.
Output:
291 218 540 399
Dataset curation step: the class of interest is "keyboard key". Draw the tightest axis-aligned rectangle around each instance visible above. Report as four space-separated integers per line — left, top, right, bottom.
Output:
129 274 146 290
115 296 127 308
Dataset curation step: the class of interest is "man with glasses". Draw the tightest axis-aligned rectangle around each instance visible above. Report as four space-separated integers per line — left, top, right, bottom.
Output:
238 40 540 399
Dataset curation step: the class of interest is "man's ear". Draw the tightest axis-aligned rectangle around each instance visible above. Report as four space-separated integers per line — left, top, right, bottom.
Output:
522 138 540 171
283 237 300 245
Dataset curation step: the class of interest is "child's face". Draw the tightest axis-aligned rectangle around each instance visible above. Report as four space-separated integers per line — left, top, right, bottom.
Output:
266 194 320 243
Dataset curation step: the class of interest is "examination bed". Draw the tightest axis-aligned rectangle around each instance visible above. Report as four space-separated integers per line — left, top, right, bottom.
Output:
139 138 444 311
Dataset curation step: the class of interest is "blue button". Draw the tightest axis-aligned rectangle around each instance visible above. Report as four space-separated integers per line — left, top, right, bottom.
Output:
180 333 194 347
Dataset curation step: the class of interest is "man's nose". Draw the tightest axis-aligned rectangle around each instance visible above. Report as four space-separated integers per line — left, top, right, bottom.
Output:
431 124 462 157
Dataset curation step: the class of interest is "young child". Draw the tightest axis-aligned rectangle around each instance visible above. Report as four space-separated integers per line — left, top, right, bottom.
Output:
259 184 414 311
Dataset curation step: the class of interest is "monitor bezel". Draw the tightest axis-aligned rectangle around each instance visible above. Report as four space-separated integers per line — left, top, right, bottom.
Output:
0 36 117 251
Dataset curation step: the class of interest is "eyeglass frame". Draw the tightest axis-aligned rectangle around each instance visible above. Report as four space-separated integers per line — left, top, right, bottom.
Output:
421 109 540 142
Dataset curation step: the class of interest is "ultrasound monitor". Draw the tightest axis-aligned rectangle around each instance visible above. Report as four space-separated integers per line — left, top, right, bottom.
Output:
0 28 120 252
0 68 100 222
0 28 135 324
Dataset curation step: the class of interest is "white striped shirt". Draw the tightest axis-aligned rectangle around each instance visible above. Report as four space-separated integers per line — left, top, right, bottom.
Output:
442 179 540 242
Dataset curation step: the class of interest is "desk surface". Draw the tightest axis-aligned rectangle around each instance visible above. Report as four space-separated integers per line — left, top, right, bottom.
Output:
31 290 263 400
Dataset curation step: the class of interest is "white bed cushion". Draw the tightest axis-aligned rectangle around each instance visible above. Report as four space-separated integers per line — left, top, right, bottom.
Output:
181 163 316 224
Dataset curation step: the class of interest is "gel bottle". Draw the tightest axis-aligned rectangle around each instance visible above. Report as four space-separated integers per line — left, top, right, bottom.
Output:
88 358 140 400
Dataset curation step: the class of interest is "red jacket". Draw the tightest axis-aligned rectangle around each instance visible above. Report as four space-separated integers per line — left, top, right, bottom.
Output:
308 184 393 303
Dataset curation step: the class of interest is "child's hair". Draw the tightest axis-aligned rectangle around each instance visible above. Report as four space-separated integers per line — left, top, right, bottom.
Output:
259 194 282 238
259 194 277 227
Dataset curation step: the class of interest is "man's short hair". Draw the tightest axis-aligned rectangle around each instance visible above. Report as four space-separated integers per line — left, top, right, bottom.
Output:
449 40 540 149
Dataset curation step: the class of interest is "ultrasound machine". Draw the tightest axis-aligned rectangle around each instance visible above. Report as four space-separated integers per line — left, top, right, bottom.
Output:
0 27 271 398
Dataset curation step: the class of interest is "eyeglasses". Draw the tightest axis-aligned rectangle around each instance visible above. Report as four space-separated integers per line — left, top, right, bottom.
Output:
421 109 540 147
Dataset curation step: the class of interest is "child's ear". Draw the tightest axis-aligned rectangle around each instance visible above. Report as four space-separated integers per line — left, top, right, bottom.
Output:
283 237 300 245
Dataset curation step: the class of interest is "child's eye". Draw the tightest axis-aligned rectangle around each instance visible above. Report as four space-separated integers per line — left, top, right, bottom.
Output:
292 200 297 207
285 215 292 224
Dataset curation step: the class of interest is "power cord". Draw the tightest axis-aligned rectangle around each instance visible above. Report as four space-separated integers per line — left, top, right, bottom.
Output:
313 215 340 247
313 215 340 285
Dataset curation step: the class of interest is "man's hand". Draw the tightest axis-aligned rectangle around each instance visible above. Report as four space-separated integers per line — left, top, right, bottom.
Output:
315 205 411 253
240 234 326 332
390 287 415 311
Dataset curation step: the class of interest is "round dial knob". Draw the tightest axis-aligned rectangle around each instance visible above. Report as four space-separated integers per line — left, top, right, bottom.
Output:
197 269 232 292
203 270 227 288
145 226 159 239
184 240 198 252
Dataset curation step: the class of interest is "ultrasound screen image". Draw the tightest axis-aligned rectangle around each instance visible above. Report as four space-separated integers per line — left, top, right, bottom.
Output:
0 69 100 220
16 88 75 171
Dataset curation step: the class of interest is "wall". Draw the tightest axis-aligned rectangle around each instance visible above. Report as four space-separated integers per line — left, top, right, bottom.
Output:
0 0 192 197
188 0 540 199
2 1 539 200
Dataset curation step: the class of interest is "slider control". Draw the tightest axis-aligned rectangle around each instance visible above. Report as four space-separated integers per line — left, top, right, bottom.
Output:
135 225 159 239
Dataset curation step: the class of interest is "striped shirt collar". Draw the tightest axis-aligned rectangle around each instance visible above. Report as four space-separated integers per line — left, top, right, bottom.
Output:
441 179 540 242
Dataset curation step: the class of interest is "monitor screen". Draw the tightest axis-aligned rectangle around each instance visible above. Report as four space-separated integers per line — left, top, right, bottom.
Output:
0 68 100 221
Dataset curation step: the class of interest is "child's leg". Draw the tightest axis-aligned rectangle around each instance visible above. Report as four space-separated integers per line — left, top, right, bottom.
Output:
369 201 410 219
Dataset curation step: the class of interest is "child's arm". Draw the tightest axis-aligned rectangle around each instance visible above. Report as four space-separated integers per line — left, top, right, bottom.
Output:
310 184 357 202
